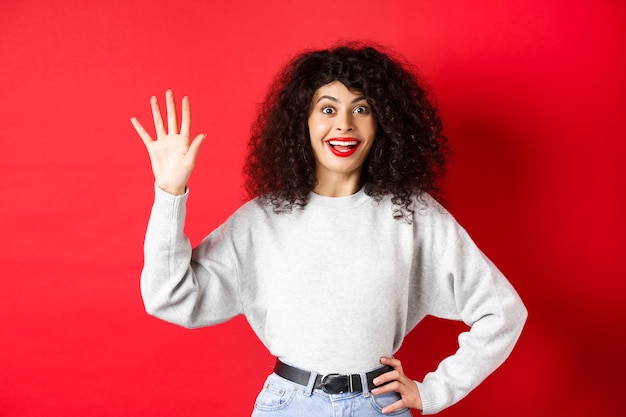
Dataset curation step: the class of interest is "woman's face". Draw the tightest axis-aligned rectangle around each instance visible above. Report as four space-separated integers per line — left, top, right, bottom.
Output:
307 81 376 185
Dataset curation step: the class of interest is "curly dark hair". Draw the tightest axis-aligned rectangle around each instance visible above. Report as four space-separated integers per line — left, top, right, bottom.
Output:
243 41 448 221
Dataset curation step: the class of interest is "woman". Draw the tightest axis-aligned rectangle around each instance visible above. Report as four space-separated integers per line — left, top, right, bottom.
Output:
131 43 527 416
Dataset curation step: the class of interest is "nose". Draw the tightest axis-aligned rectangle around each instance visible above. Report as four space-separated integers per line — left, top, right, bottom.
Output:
335 111 354 132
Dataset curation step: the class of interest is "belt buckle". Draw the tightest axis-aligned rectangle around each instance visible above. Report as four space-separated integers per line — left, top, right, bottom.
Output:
321 373 352 394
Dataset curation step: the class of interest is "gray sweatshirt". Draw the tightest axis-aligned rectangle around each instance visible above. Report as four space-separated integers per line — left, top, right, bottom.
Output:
141 185 527 414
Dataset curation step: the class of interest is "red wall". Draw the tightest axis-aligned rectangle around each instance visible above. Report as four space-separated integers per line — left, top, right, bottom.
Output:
1 1 624 416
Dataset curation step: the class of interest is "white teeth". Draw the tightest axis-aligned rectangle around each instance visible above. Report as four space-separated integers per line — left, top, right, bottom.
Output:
329 140 358 146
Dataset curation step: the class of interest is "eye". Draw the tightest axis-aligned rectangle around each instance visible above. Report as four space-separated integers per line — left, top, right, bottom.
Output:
321 106 335 115
353 105 371 115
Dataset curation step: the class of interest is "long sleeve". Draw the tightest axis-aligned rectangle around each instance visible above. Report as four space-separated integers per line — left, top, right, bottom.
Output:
415 225 528 414
140 185 243 328
139 185 526 412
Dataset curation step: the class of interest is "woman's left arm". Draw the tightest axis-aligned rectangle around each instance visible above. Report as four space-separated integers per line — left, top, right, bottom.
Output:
373 224 528 415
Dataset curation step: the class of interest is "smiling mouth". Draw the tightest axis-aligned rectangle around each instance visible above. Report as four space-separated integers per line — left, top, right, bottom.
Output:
326 138 361 157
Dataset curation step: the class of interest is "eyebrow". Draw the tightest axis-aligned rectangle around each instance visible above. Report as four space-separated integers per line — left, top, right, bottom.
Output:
315 95 367 104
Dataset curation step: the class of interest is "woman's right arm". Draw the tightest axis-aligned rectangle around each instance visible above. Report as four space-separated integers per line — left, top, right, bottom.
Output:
132 91 242 328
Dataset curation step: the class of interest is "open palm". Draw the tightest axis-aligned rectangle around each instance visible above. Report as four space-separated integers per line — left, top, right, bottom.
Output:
131 89 206 195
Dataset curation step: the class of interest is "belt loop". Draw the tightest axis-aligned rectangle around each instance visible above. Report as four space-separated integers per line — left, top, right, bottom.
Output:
359 371 370 397
304 370 318 396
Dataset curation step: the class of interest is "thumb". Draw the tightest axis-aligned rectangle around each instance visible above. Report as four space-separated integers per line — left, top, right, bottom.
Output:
187 133 207 163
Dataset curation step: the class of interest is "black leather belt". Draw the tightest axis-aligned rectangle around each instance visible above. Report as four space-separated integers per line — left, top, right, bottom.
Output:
273 359 393 394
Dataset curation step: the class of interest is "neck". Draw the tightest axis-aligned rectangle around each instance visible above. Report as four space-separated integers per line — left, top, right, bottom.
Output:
313 172 362 197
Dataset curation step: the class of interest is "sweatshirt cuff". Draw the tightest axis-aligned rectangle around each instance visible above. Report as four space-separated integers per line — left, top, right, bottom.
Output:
415 380 442 415
152 183 189 220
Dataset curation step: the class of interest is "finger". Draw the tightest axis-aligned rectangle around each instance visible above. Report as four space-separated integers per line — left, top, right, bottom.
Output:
372 380 400 396
373 370 400 387
381 398 407 415
380 357 403 371
166 89 179 135
380 381 420 414
150 96 166 136
180 96 191 137
130 117 154 148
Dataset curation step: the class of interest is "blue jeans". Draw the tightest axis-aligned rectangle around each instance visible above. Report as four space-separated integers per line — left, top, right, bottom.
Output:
251 372 413 417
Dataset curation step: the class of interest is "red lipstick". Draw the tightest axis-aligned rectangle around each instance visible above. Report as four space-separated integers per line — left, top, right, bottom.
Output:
325 137 361 157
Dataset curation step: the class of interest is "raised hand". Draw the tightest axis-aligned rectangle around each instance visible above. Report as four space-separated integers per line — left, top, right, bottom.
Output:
131 89 206 195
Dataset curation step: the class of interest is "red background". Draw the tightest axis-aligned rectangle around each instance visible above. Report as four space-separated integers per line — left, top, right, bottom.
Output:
1 1 624 416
